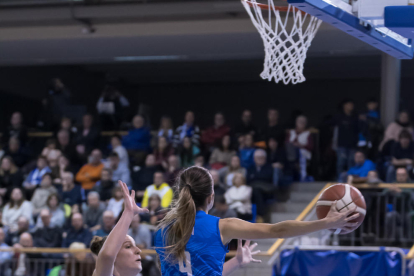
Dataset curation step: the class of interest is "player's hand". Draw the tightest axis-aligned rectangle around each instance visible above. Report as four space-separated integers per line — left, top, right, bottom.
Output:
119 180 149 216
236 240 261 267
325 200 360 231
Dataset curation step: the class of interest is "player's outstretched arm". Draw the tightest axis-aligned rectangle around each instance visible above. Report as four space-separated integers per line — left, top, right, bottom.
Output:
93 181 148 276
219 201 359 245
222 239 261 276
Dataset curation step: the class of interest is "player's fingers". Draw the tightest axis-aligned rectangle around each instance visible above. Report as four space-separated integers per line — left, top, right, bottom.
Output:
249 243 258 251
345 206 357 216
238 239 242 249
330 200 338 211
244 240 251 248
345 213 360 221
140 208 149 213
251 259 262 263
344 222 358 227
251 250 261 255
131 190 136 200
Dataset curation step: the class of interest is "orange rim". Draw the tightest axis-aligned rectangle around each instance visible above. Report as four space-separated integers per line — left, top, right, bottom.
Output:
242 0 306 13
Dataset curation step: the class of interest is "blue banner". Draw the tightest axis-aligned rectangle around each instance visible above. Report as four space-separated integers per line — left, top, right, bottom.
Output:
273 248 404 276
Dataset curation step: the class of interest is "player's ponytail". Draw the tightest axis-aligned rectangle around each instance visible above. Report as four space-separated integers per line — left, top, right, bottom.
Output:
159 166 213 264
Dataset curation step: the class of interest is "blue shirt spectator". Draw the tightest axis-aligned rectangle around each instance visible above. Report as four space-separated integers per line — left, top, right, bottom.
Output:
341 151 376 183
60 172 82 207
0 228 12 264
122 115 151 151
62 213 92 248
239 134 256 169
23 156 51 189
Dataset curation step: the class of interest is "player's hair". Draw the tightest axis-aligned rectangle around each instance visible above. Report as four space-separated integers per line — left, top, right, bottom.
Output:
158 166 213 264
90 236 107 255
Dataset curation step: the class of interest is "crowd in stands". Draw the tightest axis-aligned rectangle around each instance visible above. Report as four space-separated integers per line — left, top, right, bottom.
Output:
0 77 413 260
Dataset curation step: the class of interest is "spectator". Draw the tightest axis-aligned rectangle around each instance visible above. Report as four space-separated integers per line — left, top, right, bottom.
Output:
41 139 62 169
107 186 124 218
225 173 252 221
341 151 376 183
154 136 174 170
94 210 116 237
140 194 165 226
141 172 173 209
380 110 413 151
35 194 65 229
332 99 360 178
261 108 285 144
194 154 207 169
366 170 382 184
2 188 33 231
386 130 414 182
158 115 174 143
96 85 130 130
56 130 77 164
201 112 231 150
128 215 152 249
1 112 28 146
110 135 129 168
2 138 30 168
122 115 151 165
84 191 106 232
0 156 24 202
131 154 160 198
13 232 42 276
221 155 247 188
51 154 75 187
74 114 100 157
0 228 12 265
267 137 287 187
395 167 412 183
239 134 256 169
61 213 92 248
32 209 62 248
164 155 181 186
56 117 76 142
59 242 96 276
22 156 51 195
47 78 71 123
210 194 237 219
234 109 258 139
178 136 200 168
60 172 82 207
75 149 104 191
359 98 383 158
173 111 201 147
5 216 29 246
94 168 116 202
31 173 57 216
209 135 236 170
107 152 131 186
210 170 226 196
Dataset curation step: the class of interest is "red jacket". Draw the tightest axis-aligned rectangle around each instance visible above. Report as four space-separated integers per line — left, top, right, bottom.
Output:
201 125 231 147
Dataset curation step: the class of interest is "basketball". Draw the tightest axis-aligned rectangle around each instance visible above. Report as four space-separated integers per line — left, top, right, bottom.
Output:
316 184 366 234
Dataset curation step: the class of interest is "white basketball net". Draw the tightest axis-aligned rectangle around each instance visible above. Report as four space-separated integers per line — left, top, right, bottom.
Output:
241 1 322 85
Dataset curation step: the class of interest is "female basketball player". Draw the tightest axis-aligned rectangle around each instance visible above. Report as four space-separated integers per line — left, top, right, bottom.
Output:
155 166 360 275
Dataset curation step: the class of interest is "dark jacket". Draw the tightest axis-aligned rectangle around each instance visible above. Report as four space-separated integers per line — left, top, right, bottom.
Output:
247 163 274 184
62 227 93 248
32 226 62 248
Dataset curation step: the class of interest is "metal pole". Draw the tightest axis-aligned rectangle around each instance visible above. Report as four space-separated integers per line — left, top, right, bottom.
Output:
380 53 401 127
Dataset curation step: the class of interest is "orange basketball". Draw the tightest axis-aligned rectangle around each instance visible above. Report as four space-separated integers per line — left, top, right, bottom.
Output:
316 184 366 235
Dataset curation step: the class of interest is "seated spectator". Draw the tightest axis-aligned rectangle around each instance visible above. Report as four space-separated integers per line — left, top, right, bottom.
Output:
31 173 57 216
225 173 252 221
74 114 100 157
128 215 152 249
380 110 413 152
122 115 151 165
178 136 200 168
210 170 226 196
239 134 256 169
366 170 382 184
267 137 287 187
142 172 173 209
41 139 62 169
340 150 376 183
56 129 77 165
386 130 414 183
201 112 231 150
154 136 174 170
22 156 51 195
110 135 129 168
286 115 313 181
32 209 62 248
0 156 23 202
84 191 106 232
261 108 285 144
107 186 124 218
76 149 104 192
140 194 165 226
173 111 200 147
60 172 82 207
107 152 131 186
62 213 92 248
94 210 115 237
0 228 12 265
56 117 76 142
51 154 75 187
1 112 28 146
210 195 237 219
234 109 258 139
395 167 412 183
194 154 208 169
96 85 130 130
2 188 33 231
13 232 43 276
158 115 174 143
221 155 247 188
164 155 181 186
35 194 66 229
94 168 116 202
2 138 30 168
131 154 160 198
358 98 383 158
5 216 29 246
209 135 236 170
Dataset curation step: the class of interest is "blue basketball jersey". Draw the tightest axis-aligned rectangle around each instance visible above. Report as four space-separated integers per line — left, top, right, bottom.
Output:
155 210 229 276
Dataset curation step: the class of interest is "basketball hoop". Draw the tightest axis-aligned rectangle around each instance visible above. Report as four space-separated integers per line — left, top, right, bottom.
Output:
241 0 322 85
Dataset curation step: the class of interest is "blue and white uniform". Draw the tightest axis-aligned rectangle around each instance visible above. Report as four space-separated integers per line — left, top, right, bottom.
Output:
155 210 229 275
